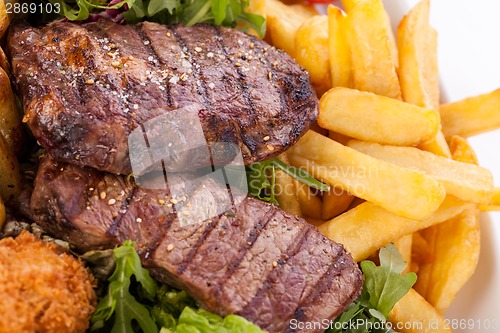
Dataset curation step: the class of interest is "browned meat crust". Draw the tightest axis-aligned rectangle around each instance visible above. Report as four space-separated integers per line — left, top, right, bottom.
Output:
8 20 318 174
30 156 362 333
0 231 96 333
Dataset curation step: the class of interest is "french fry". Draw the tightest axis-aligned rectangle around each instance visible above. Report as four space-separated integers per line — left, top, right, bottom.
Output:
0 0 9 39
321 187 354 220
304 217 325 228
348 140 494 204
295 16 331 96
318 87 439 146
418 131 452 158
327 5 352 88
389 289 452 333
346 0 401 99
328 131 351 146
414 134 481 313
340 0 361 12
288 131 445 220
394 234 413 274
318 196 469 262
0 67 25 157
416 206 480 313
397 0 438 109
0 133 22 202
0 196 5 230
481 188 500 211
295 181 322 219
440 89 500 138
396 0 452 158
264 0 315 56
449 135 479 165
289 4 319 17
274 154 302 217
411 232 433 274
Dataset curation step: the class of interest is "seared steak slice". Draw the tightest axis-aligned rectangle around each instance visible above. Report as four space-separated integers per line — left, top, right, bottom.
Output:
30 156 362 332
8 21 318 174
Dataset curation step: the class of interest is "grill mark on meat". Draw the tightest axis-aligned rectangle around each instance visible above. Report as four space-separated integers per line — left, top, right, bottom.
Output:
29 156 362 332
9 21 318 173
133 24 174 108
224 208 276 277
177 219 221 274
181 204 279 307
212 25 257 156
170 26 211 108
287 252 363 332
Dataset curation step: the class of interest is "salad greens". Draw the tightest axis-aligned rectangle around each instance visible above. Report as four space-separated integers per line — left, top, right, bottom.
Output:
329 244 417 333
246 157 330 205
91 240 158 333
46 0 266 37
90 241 264 333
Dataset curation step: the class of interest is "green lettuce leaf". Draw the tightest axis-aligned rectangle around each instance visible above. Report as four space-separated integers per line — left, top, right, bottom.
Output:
246 157 329 205
360 244 418 318
90 240 158 333
329 244 416 333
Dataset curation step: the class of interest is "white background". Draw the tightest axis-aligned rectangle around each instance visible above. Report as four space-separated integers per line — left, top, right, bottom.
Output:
384 0 500 330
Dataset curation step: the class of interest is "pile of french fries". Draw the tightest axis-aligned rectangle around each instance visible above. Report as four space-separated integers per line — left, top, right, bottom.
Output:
260 0 500 331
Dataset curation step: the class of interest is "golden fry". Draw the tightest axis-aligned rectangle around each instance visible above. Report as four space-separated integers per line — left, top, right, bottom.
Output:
348 140 494 204
416 206 480 313
394 234 413 274
264 0 315 56
321 187 354 220
340 0 361 12
418 131 452 158
319 87 439 146
327 5 352 88
295 181 322 219
318 196 468 262
481 188 500 211
449 135 479 165
295 16 331 95
440 89 500 138
274 154 302 217
288 131 445 220
346 0 401 99
397 0 439 109
389 289 452 333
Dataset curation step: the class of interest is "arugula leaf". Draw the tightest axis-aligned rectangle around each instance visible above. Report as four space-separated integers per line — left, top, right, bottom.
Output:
246 157 329 206
360 244 417 318
211 0 228 25
90 240 158 333
329 244 416 333
44 0 266 38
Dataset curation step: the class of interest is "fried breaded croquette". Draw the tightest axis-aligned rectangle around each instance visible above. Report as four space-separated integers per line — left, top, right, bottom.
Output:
0 231 96 333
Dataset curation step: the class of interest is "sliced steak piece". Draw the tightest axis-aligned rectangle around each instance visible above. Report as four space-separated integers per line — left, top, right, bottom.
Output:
30 156 362 332
8 20 318 175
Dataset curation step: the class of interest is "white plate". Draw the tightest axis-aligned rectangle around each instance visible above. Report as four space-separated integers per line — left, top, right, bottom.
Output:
383 1 500 331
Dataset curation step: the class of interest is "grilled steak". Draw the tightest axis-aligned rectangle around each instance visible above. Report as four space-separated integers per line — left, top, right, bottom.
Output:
8 20 318 175
30 156 362 333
